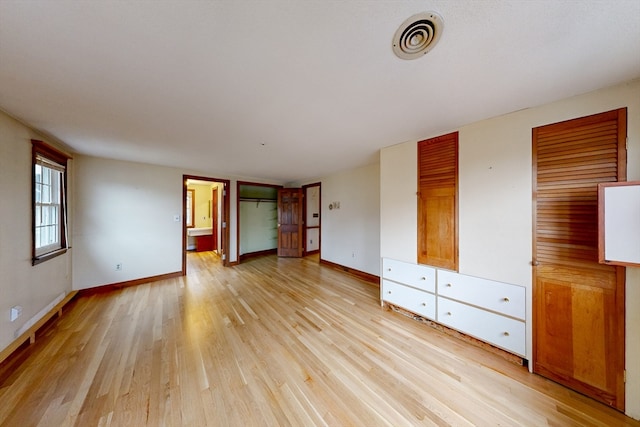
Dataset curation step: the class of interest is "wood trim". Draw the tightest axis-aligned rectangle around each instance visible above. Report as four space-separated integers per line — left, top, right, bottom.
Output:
319 258 379 285
0 290 78 365
77 271 182 296
32 248 68 265
31 139 72 163
239 248 277 261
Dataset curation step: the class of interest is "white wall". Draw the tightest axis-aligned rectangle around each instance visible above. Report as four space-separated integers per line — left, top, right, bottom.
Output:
320 162 380 276
0 111 73 354
380 141 417 263
72 155 185 289
72 156 275 287
379 79 640 418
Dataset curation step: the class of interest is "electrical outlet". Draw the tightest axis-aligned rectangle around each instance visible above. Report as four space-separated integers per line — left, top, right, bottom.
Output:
10 306 22 322
116 263 122 271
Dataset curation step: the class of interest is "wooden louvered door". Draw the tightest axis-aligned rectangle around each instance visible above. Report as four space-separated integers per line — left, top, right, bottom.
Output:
418 132 458 270
533 108 626 411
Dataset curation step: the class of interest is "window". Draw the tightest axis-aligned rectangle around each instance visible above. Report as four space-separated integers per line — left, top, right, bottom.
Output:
32 140 70 264
186 189 195 228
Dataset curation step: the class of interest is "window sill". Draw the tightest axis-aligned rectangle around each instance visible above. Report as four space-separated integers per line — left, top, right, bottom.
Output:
33 248 68 266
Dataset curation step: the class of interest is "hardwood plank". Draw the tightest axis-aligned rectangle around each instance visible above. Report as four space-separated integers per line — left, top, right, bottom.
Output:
0 252 638 426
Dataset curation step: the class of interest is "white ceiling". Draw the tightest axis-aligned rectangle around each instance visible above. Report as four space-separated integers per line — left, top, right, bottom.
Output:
1 1 639 183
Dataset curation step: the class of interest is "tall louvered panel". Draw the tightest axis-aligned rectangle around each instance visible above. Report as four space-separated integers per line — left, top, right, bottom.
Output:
534 118 619 268
417 132 458 270
532 108 626 411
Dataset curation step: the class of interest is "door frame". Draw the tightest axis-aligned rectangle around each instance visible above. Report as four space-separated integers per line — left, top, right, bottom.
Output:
182 175 231 271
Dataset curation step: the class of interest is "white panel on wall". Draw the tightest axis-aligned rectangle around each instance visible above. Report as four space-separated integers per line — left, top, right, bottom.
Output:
599 182 640 266
458 121 532 287
380 141 417 263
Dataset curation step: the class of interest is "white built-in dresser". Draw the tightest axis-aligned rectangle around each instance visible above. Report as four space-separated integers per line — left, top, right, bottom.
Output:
381 258 526 357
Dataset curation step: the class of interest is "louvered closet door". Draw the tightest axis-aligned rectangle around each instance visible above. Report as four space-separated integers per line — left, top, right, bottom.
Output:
533 108 626 411
418 132 458 270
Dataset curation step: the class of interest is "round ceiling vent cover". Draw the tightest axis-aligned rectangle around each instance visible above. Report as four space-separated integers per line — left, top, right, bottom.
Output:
392 12 444 60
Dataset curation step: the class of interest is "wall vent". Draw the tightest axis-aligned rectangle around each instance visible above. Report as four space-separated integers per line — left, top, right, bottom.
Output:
392 12 444 60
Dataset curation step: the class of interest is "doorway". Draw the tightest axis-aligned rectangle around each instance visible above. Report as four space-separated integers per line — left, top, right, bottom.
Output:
236 182 281 262
182 175 231 271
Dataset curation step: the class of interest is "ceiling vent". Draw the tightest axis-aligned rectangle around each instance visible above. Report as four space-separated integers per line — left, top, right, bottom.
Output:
392 12 444 60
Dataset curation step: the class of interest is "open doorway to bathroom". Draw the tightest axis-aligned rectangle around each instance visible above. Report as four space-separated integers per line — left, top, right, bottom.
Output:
182 175 231 272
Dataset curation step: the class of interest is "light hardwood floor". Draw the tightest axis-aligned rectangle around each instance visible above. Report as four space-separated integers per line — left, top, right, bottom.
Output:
1 252 638 426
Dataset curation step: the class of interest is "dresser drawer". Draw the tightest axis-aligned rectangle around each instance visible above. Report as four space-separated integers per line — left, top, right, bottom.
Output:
437 297 525 356
382 280 436 320
382 258 436 293
437 270 525 320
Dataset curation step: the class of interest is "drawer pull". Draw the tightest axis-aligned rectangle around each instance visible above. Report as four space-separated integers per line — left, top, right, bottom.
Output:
503 332 510 337
446 311 452 316
421 302 427 306
387 268 392 271
387 290 392 294
503 297 510 303
446 283 452 287
421 276 426 281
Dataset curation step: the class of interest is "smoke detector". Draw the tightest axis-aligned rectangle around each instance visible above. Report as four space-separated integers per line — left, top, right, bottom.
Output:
392 12 444 60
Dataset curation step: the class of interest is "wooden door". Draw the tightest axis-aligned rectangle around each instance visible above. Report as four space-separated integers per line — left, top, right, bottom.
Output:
418 132 458 270
278 188 303 257
533 108 626 411
212 187 219 251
